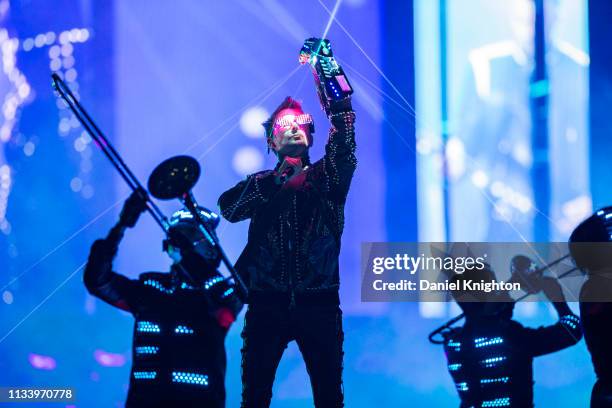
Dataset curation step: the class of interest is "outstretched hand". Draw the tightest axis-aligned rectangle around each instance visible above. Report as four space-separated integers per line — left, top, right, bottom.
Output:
119 187 148 228
299 38 327 65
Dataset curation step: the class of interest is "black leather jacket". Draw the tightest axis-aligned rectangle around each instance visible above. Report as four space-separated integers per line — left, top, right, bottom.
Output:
218 100 356 300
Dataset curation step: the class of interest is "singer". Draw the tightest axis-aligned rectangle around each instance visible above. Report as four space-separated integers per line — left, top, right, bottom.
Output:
218 38 356 408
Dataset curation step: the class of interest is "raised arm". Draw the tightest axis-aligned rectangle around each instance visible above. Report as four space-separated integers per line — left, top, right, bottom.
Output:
322 98 357 200
521 277 582 356
83 189 147 312
300 37 357 200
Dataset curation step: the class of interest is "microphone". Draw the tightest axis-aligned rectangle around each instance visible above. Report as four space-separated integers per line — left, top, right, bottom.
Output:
279 166 296 184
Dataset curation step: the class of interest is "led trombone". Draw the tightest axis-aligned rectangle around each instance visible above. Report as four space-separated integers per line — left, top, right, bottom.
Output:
428 253 579 344
51 73 248 300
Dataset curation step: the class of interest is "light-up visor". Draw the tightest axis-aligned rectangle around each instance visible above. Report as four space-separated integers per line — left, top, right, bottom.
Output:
273 113 313 131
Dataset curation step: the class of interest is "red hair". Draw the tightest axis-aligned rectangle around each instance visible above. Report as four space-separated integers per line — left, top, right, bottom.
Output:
262 96 304 140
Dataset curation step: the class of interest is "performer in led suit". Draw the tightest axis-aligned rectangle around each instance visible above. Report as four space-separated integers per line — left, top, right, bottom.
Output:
570 207 612 407
84 190 242 407
443 266 582 407
218 38 355 407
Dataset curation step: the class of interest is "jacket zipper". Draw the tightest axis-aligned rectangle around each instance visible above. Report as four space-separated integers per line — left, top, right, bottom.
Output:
288 229 296 309
288 199 296 309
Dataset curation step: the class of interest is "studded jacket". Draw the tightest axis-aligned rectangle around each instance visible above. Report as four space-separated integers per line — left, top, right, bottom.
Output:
84 226 242 407
443 313 582 408
218 100 356 301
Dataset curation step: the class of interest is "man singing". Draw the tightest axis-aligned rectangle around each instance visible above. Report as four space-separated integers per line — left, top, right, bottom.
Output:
218 39 356 407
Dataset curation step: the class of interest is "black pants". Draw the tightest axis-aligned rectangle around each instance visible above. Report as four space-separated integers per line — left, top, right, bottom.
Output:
240 302 344 407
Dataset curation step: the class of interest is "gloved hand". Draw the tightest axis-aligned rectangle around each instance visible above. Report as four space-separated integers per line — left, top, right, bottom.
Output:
119 187 148 228
299 38 330 65
299 37 353 116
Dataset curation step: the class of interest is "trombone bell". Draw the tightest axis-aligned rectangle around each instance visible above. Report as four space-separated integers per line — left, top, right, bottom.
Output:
148 155 200 200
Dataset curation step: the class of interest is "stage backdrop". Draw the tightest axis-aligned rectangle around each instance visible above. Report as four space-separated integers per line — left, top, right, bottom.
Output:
0 0 596 406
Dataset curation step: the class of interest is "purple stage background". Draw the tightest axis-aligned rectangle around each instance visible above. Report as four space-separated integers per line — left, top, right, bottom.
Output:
0 0 598 406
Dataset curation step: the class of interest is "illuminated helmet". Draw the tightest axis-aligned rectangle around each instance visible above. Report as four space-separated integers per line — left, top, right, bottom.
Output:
163 206 221 268
569 206 612 273
167 207 220 231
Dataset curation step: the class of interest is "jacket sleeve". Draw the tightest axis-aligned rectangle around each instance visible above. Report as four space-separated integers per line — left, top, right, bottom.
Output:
83 225 139 312
312 98 357 201
212 283 244 330
217 171 281 223
521 312 583 357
